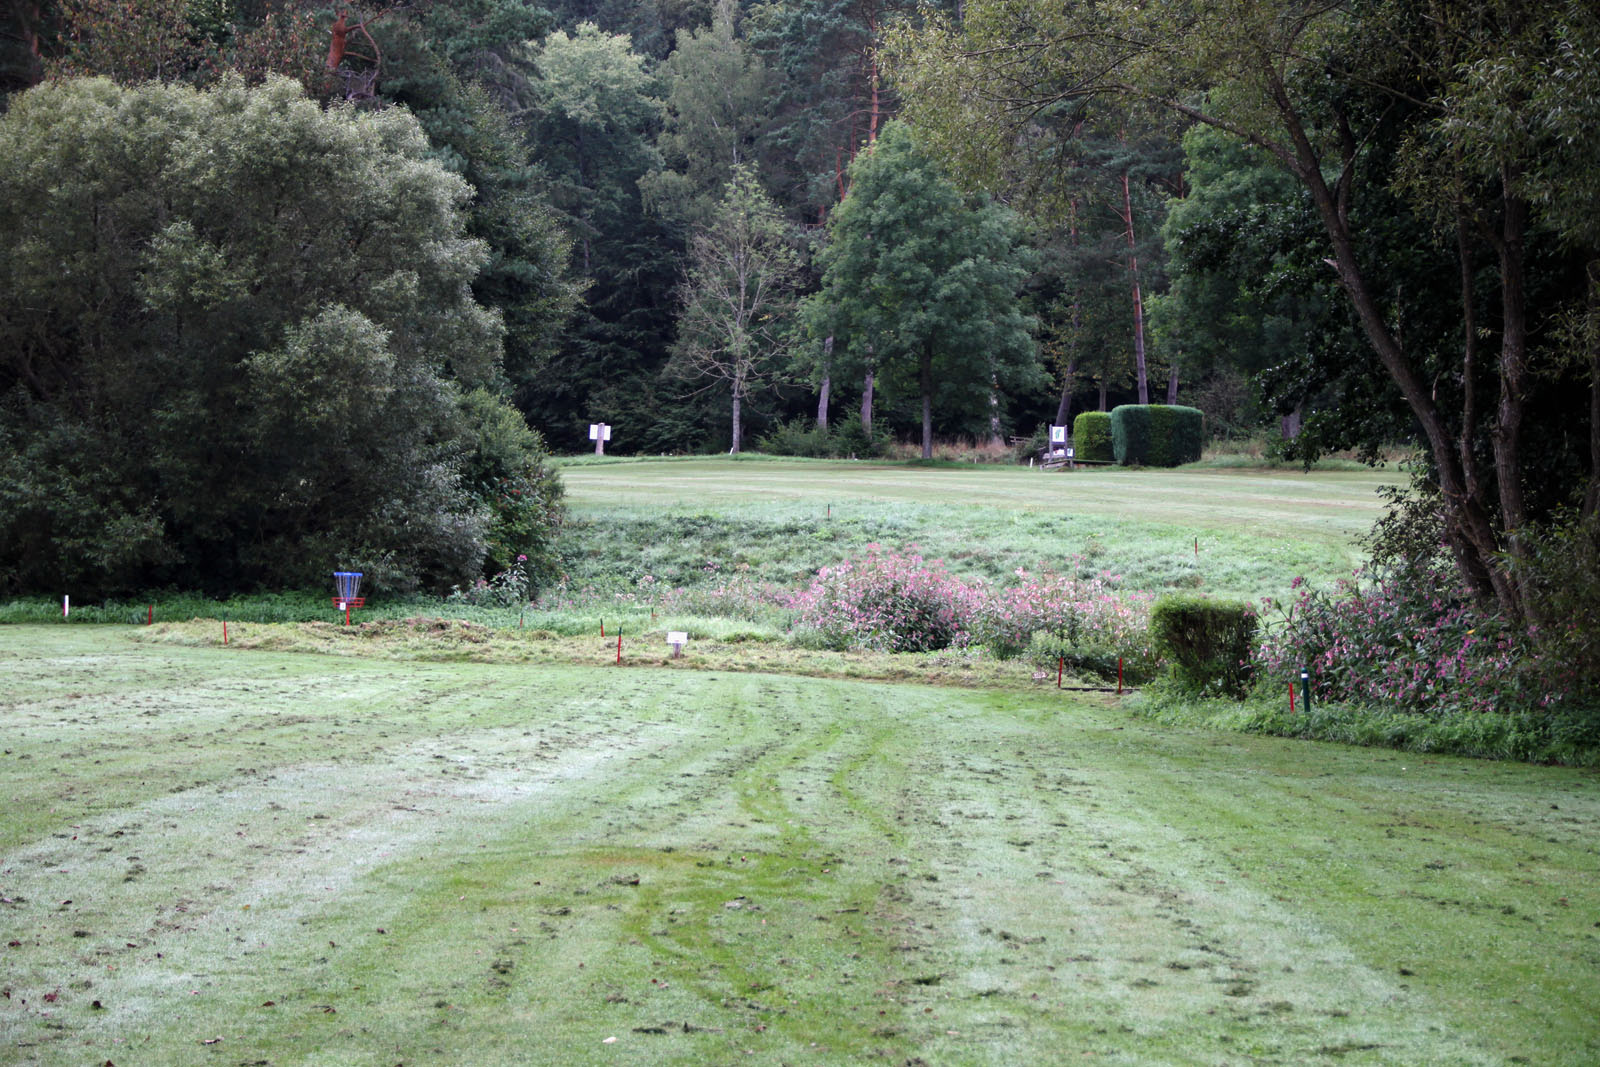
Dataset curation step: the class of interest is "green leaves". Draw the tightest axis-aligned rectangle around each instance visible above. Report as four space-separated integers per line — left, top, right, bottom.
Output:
0 76 556 597
810 122 1041 455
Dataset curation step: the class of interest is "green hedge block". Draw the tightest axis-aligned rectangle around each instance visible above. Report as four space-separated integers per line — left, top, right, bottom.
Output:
1149 594 1257 696
1111 404 1204 466
1073 411 1113 462
1110 405 1149 465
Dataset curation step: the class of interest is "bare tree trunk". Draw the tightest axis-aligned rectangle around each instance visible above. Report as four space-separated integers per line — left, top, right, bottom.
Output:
920 344 934 459
1054 200 1082 431
817 336 833 430
1098 378 1108 411
729 388 742 454
1269 74 1517 615
1053 355 1077 428
1492 175 1531 574
860 366 874 438
1455 208 1483 507
1586 262 1600 519
1120 170 1150 405
989 374 1003 447
1166 359 1179 405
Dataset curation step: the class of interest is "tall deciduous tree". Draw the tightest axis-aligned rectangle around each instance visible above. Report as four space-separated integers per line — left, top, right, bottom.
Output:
0 76 557 596
892 0 1599 620
808 121 1041 457
668 165 802 452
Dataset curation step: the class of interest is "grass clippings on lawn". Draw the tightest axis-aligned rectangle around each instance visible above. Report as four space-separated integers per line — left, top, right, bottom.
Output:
3 625 1597 1065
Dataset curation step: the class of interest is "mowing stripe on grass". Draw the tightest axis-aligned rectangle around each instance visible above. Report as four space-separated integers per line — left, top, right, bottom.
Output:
2 627 1595 1065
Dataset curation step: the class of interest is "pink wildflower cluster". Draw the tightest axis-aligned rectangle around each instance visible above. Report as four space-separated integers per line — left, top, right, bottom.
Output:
784 547 1153 660
1256 564 1557 715
973 567 1153 660
786 545 983 653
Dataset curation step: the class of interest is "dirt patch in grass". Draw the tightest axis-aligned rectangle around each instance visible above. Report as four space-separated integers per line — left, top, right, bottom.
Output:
130 617 1062 690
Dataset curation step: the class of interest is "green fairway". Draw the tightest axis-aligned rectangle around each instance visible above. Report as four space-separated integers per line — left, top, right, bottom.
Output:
558 458 1400 601
561 458 1393 540
3 626 1596 1065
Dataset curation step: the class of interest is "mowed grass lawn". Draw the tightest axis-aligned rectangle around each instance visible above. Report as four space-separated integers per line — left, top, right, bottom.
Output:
558 459 1399 600
4 626 1598 1066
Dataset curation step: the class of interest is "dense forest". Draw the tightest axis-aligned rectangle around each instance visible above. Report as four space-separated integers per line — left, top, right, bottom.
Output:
3 0 1598 622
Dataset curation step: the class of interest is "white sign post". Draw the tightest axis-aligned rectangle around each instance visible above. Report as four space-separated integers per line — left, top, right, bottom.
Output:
667 631 688 659
1048 425 1068 457
588 422 612 455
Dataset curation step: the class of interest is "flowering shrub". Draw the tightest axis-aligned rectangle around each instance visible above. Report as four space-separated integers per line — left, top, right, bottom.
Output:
973 567 1152 660
782 549 1155 665
786 545 983 652
1254 563 1554 716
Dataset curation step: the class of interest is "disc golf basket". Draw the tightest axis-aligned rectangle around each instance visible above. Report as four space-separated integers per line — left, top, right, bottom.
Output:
332 571 365 625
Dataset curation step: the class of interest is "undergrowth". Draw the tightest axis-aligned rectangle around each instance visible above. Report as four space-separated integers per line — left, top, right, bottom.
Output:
1134 685 1600 768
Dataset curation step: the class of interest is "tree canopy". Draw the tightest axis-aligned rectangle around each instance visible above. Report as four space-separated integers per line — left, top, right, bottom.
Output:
0 75 556 597
891 0 1600 620
809 121 1041 458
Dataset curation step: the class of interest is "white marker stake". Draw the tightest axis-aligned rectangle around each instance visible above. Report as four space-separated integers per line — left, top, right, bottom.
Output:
667 631 688 659
63 595 69 618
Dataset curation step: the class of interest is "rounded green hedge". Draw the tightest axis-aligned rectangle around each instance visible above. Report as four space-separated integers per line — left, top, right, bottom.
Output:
1073 411 1114 462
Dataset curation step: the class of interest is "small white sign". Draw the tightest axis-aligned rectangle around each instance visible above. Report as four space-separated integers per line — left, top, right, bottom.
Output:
1066 447 1075 458
1049 425 1068 443
667 631 688 646
588 423 612 441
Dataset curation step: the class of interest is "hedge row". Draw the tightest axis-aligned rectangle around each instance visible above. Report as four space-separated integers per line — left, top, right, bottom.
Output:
1110 405 1204 467
1072 411 1113 462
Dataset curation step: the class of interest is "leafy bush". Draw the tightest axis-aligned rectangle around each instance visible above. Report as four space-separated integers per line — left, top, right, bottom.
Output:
972 568 1153 663
1111 405 1204 466
1151 404 1205 465
0 76 512 597
755 417 888 458
1254 563 1555 715
785 545 981 652
449 554 535 608
1150 594 1257 695
1073 412 1113 462
458 388 564 595
1513 511 1600 710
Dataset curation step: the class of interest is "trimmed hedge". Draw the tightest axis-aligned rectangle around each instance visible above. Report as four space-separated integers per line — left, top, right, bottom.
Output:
1072 411 1113 462
1149 594 1257 696
1110 404 1204 466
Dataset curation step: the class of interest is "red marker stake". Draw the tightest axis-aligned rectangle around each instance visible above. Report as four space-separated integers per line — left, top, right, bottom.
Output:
1289 681 1296 714
1057 656 1064 689
616 633 622 664
601 621 605 638
223 620 229 645
1117 657 1124 695
147 604 153 625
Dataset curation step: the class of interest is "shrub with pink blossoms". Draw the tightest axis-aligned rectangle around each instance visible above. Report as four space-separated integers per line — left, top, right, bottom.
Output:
973 567 1153 662
786 545 984 652
1255 562 1557 716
